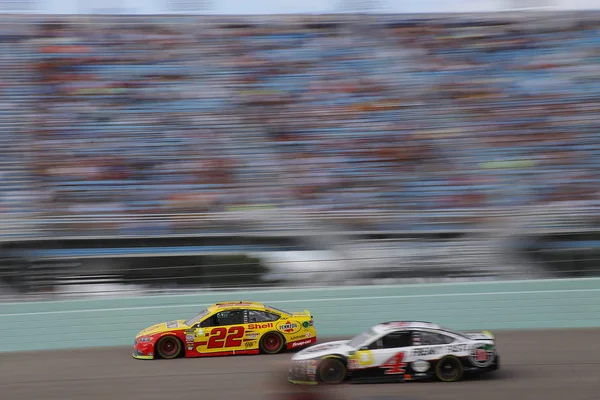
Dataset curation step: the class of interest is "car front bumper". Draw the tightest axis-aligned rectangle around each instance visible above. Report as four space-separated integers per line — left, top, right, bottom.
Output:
132 352 154 360
288 359 319 384
132 338 155 360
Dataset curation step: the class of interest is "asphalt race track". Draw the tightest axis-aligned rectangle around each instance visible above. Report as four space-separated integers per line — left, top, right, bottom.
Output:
1 329 599 400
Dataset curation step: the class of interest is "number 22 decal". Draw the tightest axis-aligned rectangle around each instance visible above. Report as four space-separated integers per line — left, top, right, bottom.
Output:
207 326 245 349
382 352 406 374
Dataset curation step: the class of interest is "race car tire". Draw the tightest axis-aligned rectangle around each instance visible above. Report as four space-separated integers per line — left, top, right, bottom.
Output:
156 336 183 359
435 355 464 382
317 358 346 384
260 331 285 354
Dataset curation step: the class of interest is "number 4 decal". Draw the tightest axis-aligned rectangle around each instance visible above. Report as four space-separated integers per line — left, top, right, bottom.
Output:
207 326 245 349
382 352 406 374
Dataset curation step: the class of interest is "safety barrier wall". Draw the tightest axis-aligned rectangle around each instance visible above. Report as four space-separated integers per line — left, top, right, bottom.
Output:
1 278 599 352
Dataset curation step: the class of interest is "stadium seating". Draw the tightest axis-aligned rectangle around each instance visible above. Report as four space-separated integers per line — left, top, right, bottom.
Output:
1 14 599 235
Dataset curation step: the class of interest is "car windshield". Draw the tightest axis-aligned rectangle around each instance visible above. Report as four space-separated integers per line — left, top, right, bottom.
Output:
184 308 210 326
348 328 377 348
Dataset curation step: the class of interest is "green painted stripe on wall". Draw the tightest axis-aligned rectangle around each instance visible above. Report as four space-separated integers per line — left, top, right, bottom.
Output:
1 278 599 352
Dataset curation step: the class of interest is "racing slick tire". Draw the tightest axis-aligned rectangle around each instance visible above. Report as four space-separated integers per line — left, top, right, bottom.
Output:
317 357 346 385
435 355 464 382
260 331 285 354
155 336 183 359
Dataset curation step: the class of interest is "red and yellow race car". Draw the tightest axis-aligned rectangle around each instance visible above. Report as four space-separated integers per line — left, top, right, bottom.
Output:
133 301 317 360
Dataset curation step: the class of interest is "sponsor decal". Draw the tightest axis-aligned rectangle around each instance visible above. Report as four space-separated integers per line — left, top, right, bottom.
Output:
411 343 469 357
187 345 194 351
447 344 469 353
350 350 374 368
185 334 195 343
247 322 274 330
411 359 430 373
277 320 300 334
412 347 441 357
469 343 496 368
244 341 256 348
246 333 259 339
166 321 179 329
302 321 310 329
290 332 311 341
291 339 312 348
358 351 374 365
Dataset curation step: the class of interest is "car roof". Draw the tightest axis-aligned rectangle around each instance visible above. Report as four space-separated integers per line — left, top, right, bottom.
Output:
373 321 443 334
207 301 290 314
208 301 263 310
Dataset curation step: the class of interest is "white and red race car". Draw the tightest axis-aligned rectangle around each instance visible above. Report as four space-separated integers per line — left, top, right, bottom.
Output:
288 321 499 384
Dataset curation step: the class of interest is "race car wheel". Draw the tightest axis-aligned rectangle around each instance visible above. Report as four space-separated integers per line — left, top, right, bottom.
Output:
317 358 346 384
260 332 285 354
156 336 182 359
435 356 464 382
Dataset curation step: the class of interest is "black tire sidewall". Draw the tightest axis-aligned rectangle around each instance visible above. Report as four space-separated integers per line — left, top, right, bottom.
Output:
156 336 182 359
260 331 285 354
318 358 346 384
436 356 463 382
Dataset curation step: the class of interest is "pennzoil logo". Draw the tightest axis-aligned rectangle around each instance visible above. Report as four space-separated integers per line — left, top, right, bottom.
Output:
277 320 300 334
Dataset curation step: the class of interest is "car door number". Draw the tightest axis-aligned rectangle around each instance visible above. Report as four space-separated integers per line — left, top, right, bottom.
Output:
207 326 245 349
381 352 406 374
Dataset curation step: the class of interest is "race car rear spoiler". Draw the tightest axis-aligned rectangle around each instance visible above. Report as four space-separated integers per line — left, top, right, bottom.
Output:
465 331 495 340
291 310 312 317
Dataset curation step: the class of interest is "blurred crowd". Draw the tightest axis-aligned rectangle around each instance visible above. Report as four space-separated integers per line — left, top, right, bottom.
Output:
1 13 600 226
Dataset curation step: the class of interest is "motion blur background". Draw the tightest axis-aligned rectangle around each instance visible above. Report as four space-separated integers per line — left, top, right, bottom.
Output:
1 0 600 301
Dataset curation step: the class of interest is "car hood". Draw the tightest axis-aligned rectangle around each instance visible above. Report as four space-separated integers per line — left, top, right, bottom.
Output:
292 340 353 360
136 320 188 337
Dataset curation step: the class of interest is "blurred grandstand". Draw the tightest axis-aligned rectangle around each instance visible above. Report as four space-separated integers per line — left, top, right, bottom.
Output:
1 12 600 299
